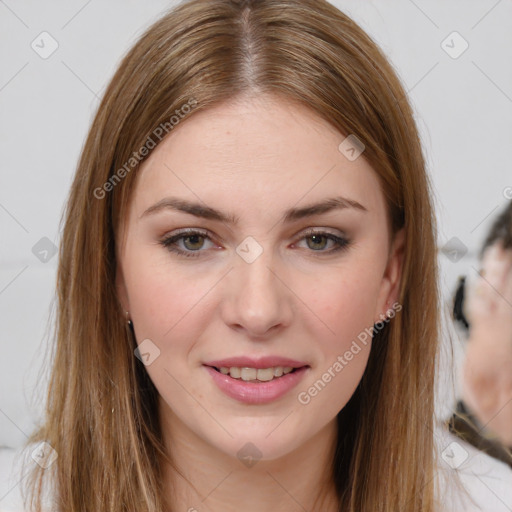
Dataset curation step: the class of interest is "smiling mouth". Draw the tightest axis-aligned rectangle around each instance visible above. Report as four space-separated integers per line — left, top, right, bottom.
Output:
210 365 305 383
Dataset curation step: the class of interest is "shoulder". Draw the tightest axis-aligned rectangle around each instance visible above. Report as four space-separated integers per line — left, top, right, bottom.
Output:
0 444 57 512
1 445 28 512
434 421 512 512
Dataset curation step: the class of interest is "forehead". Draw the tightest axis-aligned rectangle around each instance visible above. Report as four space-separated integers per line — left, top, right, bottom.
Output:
130 95 387 224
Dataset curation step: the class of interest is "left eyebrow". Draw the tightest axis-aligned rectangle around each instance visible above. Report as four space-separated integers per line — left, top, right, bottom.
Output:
140 195 368 224
282 196 367 223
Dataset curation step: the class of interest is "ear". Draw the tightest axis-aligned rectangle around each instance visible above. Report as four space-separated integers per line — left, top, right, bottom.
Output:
115 262 130 315
374 228 405 323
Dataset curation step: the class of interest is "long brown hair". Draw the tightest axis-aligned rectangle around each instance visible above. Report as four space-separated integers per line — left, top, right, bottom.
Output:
23 0 441 510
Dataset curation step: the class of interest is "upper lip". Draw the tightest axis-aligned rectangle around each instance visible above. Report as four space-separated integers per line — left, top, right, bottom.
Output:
203 356 309 369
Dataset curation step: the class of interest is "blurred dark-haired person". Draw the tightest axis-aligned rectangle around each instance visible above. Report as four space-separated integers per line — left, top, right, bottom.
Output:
450 201 512 467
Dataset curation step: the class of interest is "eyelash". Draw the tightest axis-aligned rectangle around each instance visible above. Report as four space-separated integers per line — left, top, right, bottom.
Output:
159 228 351 259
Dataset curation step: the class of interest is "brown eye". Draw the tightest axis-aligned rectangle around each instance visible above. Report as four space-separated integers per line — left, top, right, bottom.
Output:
160 229 214 258
297 230 351 254
181 234 206 251
306 234 330 251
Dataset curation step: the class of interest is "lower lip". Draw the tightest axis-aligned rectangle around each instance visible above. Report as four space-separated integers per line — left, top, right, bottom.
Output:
203 365 309 405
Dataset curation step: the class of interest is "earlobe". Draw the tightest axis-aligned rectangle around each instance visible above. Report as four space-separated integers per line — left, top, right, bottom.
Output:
374 228 405 322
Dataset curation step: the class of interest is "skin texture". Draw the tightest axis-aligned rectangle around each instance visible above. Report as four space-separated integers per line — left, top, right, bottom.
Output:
116 94 404 511
463 242 512 447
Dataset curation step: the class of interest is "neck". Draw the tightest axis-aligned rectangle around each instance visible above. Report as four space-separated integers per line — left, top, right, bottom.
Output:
158 401 340 512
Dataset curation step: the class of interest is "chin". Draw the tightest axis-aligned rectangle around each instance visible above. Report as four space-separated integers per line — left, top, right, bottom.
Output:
190 413 307 461
212 433 304 465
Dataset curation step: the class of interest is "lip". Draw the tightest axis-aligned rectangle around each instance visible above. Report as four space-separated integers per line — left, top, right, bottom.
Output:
203 356 308 369
203 365 310 405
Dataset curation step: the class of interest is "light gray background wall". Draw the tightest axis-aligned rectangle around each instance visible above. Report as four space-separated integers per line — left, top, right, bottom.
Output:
1 0 511 450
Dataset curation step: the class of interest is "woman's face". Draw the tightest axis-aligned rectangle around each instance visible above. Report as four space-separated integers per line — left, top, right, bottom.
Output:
116 94 403 461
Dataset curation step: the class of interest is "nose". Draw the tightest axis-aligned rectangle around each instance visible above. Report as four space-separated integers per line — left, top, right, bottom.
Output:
220 243 293 338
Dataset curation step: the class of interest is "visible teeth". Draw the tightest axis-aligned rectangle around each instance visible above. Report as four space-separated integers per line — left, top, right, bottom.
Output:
255 368 274 381
217 365 298 382
240 367 257 381
229 367 241 379
273 366 283 377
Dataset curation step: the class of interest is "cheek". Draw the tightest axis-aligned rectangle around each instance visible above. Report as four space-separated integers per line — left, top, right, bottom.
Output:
123 246 218 346
124 258 216 397
295 274 380 415
301 262 383 349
